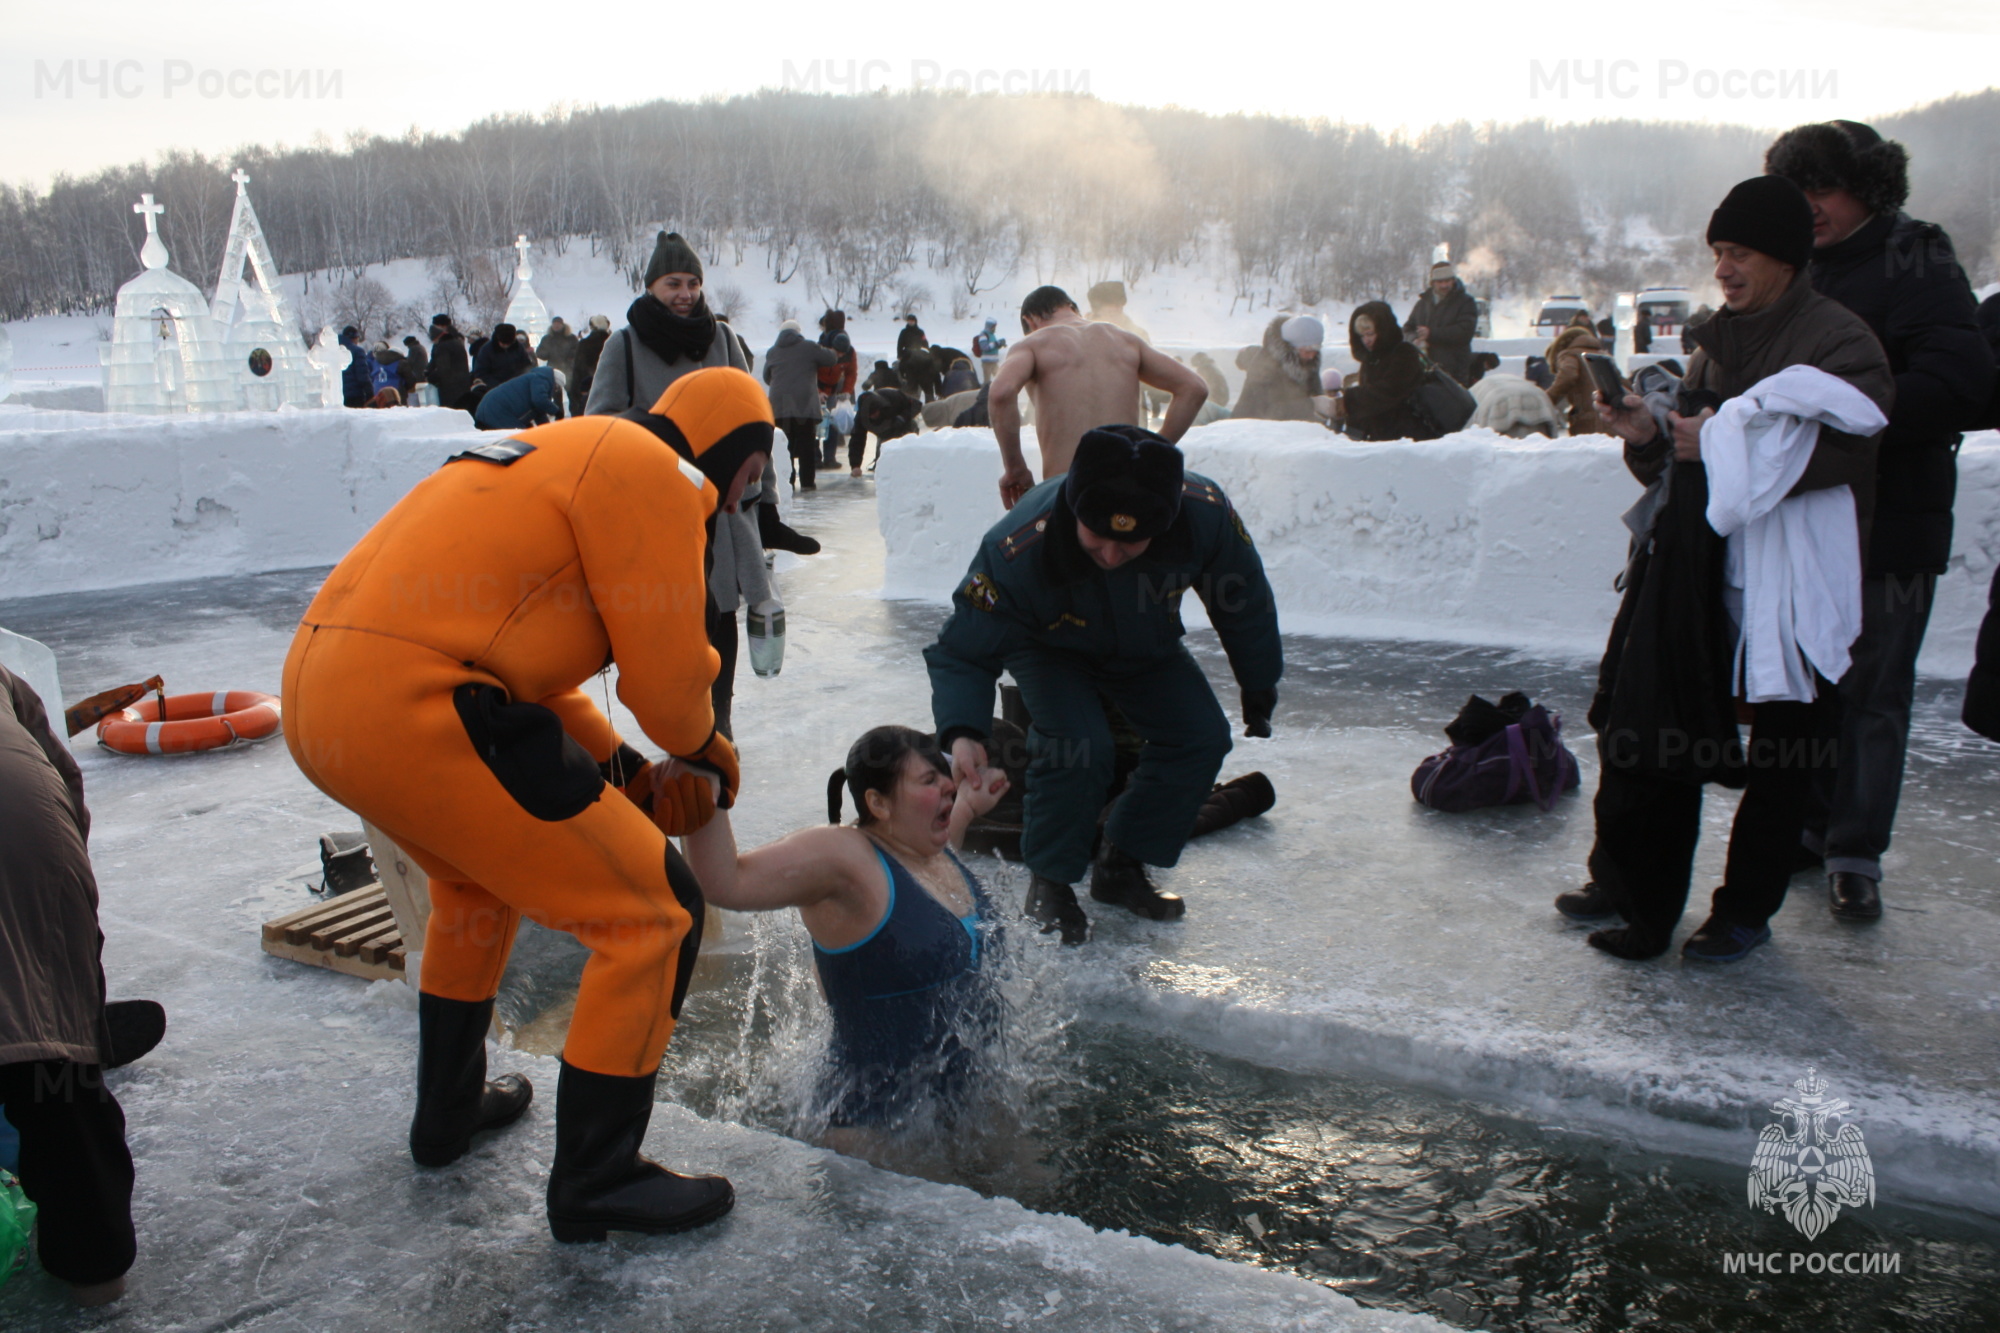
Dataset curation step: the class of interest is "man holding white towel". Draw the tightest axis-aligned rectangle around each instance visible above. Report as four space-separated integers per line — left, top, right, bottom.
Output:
1566 176 1894 964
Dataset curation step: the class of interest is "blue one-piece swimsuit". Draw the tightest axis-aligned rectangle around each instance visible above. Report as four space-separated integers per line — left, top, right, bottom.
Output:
813 843 998 1129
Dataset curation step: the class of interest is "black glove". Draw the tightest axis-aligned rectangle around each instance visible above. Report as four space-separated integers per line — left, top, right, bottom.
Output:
1241 688 1276 739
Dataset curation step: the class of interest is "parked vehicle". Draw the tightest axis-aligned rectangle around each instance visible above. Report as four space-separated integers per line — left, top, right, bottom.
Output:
1532 295 1594 335
1634 286 1694 339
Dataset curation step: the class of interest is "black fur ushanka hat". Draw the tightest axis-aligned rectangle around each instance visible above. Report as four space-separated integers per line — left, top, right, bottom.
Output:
1764 120 1910 217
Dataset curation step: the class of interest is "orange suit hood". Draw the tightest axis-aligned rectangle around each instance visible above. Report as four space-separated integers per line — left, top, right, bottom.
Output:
634 366 776 496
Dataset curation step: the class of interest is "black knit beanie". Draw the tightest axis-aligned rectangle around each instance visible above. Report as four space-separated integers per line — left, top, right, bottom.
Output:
1706 177 1815 271
643 231 704 286
1064 425 1184 542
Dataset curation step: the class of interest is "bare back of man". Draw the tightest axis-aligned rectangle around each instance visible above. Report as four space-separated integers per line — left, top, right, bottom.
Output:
988 304 1207 509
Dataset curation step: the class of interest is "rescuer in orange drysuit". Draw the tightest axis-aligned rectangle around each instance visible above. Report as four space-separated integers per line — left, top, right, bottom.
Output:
282 367 773 1243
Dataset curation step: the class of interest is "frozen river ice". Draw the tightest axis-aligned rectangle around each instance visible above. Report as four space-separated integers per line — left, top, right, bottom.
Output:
1 474 1995 1330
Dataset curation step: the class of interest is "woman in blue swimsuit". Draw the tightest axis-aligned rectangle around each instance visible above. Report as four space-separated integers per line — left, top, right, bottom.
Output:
682 726 1011 1156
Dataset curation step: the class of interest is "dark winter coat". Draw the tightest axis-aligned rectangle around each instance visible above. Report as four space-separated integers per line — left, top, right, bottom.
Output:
536 324 580 378
1626 273 1894 559
1403 278 1479 385
1342 302 1430 442
763 327 837 419
925 474 1282 746
941 360 980 397
401 337 429 384
1588 462 1745 787
1233 317 1320 422
473 364 563 430
1806 211 1996 574
427 330 472 408
1967 563 2000 742
897 322 928 359
855 388 921 446
570 327 609 397
0 665 106 1067
472 337 534 387
339 331 372 407
864 361 899 393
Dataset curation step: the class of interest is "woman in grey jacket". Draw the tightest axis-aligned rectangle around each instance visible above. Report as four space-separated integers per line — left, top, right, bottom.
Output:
584 231 813 735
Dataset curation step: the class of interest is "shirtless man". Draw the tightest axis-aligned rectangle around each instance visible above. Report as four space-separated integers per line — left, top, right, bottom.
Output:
989 285 1208 509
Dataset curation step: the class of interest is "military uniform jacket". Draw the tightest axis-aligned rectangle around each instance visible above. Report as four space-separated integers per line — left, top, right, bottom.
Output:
926 473 1282 742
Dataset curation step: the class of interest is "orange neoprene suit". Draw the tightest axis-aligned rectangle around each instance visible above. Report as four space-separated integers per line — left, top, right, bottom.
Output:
283 369 772 1078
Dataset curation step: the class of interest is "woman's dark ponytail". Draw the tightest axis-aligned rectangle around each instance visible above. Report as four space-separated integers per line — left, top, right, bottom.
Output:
835 725 948 826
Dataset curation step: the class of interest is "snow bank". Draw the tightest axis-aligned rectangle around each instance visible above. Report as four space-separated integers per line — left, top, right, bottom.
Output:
0 405 483 597
877 422 2000 678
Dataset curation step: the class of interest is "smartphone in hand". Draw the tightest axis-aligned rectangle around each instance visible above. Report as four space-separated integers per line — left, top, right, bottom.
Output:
1583 353 1626 406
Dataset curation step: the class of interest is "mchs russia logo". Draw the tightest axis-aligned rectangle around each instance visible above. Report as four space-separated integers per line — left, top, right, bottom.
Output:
1747 1066 1875 1240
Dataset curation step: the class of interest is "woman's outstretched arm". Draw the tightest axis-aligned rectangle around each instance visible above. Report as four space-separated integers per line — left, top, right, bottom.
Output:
947 764 1011 852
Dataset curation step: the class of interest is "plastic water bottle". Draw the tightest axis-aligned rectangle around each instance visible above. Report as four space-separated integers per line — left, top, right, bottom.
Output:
746 598 786 678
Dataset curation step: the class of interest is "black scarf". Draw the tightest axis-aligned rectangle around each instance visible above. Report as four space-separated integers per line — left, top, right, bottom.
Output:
626 293 717 366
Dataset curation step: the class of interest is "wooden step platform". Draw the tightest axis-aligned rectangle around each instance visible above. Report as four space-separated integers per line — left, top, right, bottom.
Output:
261 884 407 982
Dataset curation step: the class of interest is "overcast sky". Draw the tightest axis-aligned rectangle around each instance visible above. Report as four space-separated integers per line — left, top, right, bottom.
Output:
5 0 1997 187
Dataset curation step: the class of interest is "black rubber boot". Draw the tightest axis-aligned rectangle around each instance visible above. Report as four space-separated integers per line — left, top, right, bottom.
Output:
1089 844 1185 921
1024 874 1090 945
409 993 533 1168
757 502 821 555
1189 772 1277 838
546 1060 734 1243
102 999 166 1070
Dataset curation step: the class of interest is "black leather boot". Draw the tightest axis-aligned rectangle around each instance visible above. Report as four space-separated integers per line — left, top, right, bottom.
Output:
409 993 533 1168
1024 874 1090 945
1829 871 1882 922
1089 843 1185 921
546 1060 734 1243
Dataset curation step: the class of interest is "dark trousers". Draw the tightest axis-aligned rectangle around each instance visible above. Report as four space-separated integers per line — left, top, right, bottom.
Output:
776 417 818 489
0 1061 136 1287
821 426 844 469
706 598 738 741
1808 573 1936 882
1010 648 1231 883
1590 683 1840 942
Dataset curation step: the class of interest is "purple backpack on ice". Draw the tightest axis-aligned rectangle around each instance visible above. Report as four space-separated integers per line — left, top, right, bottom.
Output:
1412 692 1580 813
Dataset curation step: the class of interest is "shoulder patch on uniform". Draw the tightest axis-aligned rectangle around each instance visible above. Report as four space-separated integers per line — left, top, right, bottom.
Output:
1231 506 1255 547
446 439 537 466
999 516 1049 561
960 572 1000 612
1182 477 1225 506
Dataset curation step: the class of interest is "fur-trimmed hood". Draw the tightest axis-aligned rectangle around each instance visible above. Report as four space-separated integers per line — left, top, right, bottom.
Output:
1348 301 1406 364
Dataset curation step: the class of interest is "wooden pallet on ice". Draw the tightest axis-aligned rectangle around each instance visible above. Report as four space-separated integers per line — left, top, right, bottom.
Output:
261 884 407 982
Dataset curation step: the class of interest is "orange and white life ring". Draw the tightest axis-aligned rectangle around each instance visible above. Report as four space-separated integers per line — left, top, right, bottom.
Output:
97 691 283 755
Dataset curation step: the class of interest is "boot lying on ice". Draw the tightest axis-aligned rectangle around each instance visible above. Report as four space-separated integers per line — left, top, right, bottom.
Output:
102 1000 166 1070
546 1060 734 1243
1024 874 1090 946
1189 772 1276 838
1089 844 1185 921
409 994 534 1168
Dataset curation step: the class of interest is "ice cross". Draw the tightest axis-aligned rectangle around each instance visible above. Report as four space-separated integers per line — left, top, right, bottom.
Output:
231 168 250 193
514 233 532 280
134 193 168 269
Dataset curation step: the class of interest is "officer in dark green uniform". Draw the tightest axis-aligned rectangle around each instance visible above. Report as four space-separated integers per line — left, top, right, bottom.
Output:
925 425 1282 943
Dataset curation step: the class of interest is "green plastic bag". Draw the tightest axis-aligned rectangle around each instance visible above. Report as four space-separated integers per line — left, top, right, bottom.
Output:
0 1170 34 1289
